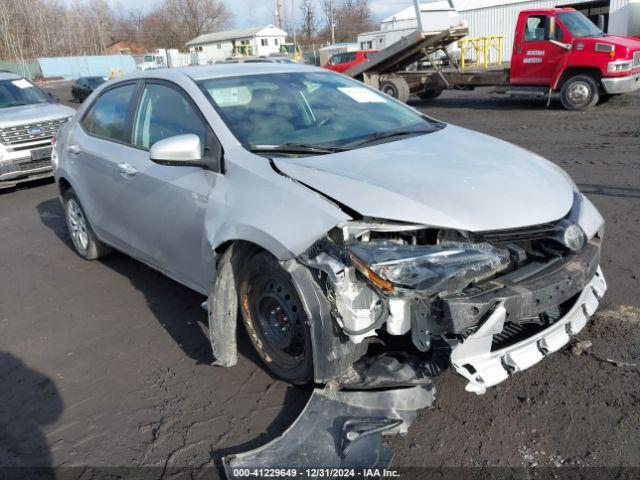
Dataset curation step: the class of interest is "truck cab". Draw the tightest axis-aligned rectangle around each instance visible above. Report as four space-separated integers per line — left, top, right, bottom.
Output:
510 8 640 110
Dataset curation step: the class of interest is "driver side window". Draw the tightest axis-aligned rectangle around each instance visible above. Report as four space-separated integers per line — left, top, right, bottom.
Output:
132 83 207 154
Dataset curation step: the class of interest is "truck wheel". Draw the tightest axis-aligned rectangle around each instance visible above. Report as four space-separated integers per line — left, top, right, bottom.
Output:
419 88 443 100
239 251 313 385
63 189 111 260
560 75 600 111
380 76 410 103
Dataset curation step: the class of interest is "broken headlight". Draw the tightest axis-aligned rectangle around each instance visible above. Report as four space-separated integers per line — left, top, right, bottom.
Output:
348 241 510 295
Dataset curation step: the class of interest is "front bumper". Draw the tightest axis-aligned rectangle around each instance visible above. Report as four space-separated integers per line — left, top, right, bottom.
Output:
601 72 640 94
451 266 607 394
0 150 53 189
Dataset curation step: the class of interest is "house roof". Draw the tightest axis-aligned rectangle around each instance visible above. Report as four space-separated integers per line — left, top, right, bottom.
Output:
186 25 287 47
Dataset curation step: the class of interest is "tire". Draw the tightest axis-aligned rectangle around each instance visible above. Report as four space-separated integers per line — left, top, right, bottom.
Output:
560 75 600 111
63 189 111 260
419 88 443 100
379 76 411 103
239 251 313 384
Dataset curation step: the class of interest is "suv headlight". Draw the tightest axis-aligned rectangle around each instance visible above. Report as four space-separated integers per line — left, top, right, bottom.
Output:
348 241 510 295
608 60 632 73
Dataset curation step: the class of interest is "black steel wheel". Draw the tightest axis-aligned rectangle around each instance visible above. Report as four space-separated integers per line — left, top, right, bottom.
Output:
239 252 313 384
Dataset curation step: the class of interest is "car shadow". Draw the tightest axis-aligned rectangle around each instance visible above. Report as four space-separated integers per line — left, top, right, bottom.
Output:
0 351 62 475
35 198 282 379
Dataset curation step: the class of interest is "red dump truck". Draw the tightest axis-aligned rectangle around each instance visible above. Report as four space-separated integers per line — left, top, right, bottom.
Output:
347 8 640 111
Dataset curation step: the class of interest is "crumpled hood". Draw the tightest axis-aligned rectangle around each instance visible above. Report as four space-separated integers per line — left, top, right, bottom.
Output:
0 102 75 127
274 125 575 232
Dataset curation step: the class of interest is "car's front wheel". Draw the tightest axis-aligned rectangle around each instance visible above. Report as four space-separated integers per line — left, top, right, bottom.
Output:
63 189 111 260
239 251 313 384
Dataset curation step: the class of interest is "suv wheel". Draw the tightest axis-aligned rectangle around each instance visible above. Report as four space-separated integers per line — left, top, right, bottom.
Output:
560 75 600 111
239 252 313 384
63 189 111 260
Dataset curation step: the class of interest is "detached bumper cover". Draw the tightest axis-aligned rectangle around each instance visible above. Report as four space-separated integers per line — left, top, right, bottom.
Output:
223 384 434 477
601 72 640 94
451 266 607 394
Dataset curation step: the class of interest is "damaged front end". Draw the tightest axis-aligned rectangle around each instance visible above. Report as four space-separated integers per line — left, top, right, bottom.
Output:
221 194 606 475
292 193 606 393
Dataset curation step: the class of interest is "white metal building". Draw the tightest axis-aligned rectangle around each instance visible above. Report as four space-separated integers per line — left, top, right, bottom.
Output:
371 0 640 62
186 25 288 62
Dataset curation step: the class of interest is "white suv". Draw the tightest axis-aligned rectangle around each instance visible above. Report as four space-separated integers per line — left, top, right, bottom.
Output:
0 72 75 190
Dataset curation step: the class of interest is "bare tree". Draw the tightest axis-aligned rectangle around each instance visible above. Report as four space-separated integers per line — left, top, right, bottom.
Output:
298 0 317 48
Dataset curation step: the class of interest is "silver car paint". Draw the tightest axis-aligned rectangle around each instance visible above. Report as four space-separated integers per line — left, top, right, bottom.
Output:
273 126 575 232
57 63 578 291
56 66 351 293
0 102 75 128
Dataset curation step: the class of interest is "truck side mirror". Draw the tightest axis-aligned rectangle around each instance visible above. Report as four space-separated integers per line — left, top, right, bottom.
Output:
544 16 557 41
597 14 605 31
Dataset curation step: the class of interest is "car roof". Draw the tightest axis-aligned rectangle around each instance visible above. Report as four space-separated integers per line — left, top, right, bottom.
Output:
119 63 320 83
0 71 22 81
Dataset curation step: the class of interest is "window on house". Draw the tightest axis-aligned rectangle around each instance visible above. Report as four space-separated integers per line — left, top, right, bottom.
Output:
217 44 222 49
275 39 279 46
261 39 268 46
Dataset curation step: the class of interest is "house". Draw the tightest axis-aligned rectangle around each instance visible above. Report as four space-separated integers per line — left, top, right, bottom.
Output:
186 25 288 62
364 0 640 63
105 40 148 56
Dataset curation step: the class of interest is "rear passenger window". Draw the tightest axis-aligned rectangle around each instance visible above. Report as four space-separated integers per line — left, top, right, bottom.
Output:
81 83 135 142
132 83 207 153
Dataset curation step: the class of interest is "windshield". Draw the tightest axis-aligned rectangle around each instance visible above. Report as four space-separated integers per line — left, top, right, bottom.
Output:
0 78 50 108
557 11 603 38
87 77 106 88
198 71 443 153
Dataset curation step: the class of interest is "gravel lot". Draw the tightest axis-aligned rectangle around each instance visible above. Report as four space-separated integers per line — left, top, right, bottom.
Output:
1 81 639 476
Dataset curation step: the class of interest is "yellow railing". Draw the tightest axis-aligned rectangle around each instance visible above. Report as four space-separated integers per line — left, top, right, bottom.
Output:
458 35 505 71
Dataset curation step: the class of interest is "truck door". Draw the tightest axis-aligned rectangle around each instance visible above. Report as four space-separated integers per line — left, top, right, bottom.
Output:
511 14 568 85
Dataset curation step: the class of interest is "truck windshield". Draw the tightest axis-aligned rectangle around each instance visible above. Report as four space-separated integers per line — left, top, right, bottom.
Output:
0 79 50 108
557 11 604 38
198 71 443 153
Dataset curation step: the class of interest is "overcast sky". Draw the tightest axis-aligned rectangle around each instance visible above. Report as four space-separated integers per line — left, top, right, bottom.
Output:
108 0 421 28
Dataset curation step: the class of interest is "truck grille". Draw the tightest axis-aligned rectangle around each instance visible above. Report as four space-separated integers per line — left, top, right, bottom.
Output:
633 51 640 69
0 117 68 146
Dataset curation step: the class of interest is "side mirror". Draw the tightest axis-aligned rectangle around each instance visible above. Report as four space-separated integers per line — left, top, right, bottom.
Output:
544 16 557 41
149 134 203 167
597 14 605 31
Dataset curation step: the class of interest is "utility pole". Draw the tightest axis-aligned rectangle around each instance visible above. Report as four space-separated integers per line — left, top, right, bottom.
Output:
275 0 283 29
328 0 335 44
291 0 296 50
413 0 424 33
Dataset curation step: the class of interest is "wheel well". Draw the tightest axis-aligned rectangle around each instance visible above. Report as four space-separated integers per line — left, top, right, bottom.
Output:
58 177 72 197
214 240 267 265
556 67 602 90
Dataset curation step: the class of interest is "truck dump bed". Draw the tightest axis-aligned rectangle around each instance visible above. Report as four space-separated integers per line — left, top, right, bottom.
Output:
345 27 469 80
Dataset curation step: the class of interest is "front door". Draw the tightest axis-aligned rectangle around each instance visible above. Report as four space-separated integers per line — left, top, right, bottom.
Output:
118 81 219 292
511 14 568 85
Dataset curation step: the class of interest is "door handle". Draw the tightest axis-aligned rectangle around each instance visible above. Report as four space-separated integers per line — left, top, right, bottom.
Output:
117 163 138 176
68 144 81 155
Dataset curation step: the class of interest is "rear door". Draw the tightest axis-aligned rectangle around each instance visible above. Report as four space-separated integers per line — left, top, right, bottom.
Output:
117 80 220 291
67 82 138 250
511 14 567 85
